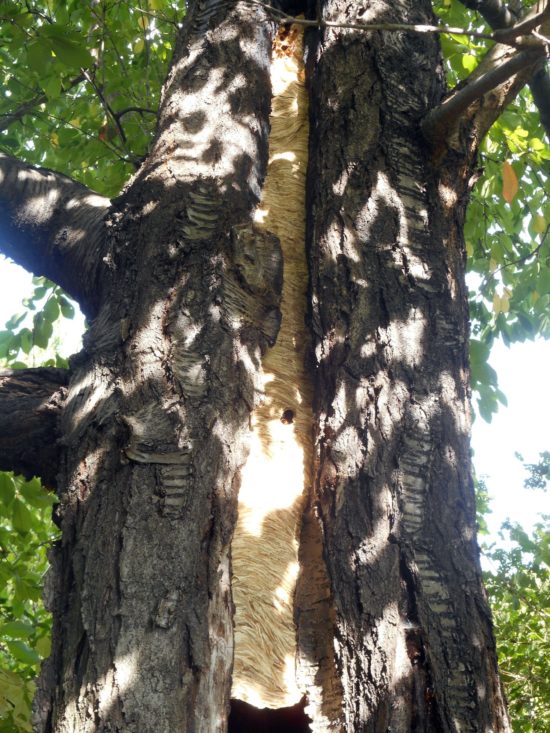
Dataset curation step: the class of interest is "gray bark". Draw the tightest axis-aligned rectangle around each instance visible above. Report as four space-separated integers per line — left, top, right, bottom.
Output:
33 2 280 731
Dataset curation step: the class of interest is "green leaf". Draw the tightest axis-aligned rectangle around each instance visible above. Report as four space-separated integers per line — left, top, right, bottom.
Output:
5 640 41 666
19 479 54 509
470 338 490 365
462 53 477 72
58 295 75 319
13 575 41 603
34 635 51 658
0 473 16 506
19 328 33 355
11 499 33 534
0 621 35 640
45 36 93 70
43 297 60 323
26 38 52 73
41 74 63 100
32 313 53 350
5 313 26 330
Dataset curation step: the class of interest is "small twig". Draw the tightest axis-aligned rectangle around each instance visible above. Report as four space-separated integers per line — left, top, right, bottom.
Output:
114 106 158 121
29 108 138 166
482 225 549 286
90 4 128 76
81 68 127 144
492 6 550 44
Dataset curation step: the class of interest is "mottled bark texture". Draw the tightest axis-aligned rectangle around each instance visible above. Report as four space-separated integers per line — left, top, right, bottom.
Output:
31 2 279 731
0 0 527 731
299 0 509 731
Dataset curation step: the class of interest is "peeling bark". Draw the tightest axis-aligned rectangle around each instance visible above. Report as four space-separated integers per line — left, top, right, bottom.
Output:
0 368 68 488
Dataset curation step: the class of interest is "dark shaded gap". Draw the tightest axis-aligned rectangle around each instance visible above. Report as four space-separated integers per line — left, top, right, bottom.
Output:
228 698 311 733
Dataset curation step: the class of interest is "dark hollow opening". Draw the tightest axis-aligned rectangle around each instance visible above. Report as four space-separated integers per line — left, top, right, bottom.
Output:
281 409 295 424
228 698 311 733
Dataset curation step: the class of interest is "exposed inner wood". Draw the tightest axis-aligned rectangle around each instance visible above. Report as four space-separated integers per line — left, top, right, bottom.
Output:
231 24 313 709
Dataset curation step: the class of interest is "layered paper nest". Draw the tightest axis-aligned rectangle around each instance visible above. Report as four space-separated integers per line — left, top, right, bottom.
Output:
231 23 313 709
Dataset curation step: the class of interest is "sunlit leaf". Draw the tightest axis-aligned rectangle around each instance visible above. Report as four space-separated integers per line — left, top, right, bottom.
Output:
0 621 34 640
502 161 518 204
11 499 33 534
533 215 547 234
0 473 16 506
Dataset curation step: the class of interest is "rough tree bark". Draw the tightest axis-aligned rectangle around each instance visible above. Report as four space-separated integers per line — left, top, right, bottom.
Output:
0 0 545 731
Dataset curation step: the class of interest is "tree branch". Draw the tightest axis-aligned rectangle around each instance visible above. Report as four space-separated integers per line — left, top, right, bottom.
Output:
422 46 546 143
458 0 550 139
0 367 69 488
0 154 111 316
530 62 550 135
458 0 520 29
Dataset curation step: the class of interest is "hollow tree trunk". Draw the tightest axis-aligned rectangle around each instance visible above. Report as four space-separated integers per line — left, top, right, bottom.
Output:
0 0 527 731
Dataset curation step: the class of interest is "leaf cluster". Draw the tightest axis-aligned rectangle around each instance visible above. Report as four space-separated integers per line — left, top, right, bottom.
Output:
0 275 76 368
435 1 550 422
483 519 550 733
0 0 184 197
0 474 59 733
476 457 549 733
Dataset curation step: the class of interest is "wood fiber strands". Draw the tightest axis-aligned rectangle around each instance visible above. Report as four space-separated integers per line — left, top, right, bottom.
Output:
231 24 313 709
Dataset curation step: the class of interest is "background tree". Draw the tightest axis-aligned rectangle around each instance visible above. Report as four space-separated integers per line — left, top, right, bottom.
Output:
0 1 548 732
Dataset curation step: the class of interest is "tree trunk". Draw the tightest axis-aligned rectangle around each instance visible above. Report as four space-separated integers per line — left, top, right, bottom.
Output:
0 1 524 732
33 3 281 731
300 2 508 730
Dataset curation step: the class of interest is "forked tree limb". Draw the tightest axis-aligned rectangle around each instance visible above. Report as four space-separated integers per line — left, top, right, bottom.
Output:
422 44 546 145
458 0 550 139
0 154 111 316
0 367 69 488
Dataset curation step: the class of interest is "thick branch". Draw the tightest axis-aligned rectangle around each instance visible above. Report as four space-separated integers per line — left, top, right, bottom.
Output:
458 0 519 29
458 0 550 139
0 367 69 488
0 154 111 316
422 46 545 143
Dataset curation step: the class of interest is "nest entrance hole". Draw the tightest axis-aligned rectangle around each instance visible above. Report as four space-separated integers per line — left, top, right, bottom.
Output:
228 698 311 732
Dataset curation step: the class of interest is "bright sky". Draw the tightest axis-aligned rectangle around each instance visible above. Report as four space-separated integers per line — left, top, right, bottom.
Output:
471 337 549 541
0 256 547 545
